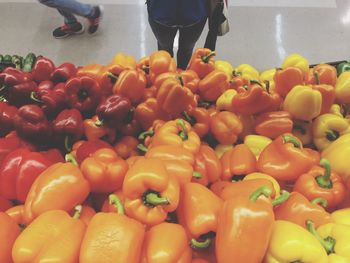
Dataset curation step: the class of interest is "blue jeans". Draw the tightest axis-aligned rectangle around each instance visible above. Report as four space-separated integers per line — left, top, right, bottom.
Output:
38 0 95 24
148 18 207 69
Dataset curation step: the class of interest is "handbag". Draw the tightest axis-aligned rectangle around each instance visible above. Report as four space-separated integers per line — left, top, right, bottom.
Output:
207 0 230 36
218 0 229 36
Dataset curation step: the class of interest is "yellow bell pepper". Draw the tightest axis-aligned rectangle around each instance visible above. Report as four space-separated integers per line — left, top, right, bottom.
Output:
336 72 350 104
215 60 234 78
216 89 237 111
282 54 310 75
322 134 350 180
244 172 280 197
292 120 313 145
331 208 350 226
307 221 350 262
330 104 346 118
260 68 277 82
109 52 137 69
264 220 328 263
235 64 260 81
214 144 234 159
283 85 322 121
243 135 272 159
312 113 350 151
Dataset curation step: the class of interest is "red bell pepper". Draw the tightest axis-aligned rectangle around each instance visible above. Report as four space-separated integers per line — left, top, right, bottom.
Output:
31 56 55 83
0 136 24 164
0 196 12 212
274 67 304 97
0 101 18 136
307 64 337 87
254 111 294 139
65 76 101 113
50 62 77 83
0 148 54 202
311 73 336 114
75 139 113 164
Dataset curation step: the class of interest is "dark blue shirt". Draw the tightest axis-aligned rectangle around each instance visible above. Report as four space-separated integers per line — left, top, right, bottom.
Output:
147 0 208 27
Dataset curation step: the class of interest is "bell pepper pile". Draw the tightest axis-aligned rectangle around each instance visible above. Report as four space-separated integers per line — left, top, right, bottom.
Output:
1 49 350 263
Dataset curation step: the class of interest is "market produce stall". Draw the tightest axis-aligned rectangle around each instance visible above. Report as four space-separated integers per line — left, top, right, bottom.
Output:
1 49 350 262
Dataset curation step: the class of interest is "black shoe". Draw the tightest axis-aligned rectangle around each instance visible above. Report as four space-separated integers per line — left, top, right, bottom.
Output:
53 22 85 39
87 5 103 34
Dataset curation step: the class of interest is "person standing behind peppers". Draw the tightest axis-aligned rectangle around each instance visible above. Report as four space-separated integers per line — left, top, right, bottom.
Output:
38 0 103 39
146 0 208 69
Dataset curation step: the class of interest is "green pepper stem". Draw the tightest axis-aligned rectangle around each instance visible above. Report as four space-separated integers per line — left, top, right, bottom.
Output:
30 91 43 104
272 190 290 206
176 75 185 86
138 130 154 141
177 119 188 141
142 65 150 75
264 80 270 93
249 186 273 202
325 130 340 142
306 220 336 254
137 143 148 153
314 72 320 85
202 51 216 63
282 135 301 148
107 72 118 83
73 205 82 219
0 85 7 94
64 136 72 152
109 194 125 215
143 192 169 207
193 171 202 179
190 238 212 249
94 119 104 127
65 153 78 166
311 198 328 208
0 96 6 102
315 158 333 189
181 111 196 126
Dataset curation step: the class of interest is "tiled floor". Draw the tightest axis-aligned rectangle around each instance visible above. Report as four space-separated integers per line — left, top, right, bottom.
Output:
0 0 349 70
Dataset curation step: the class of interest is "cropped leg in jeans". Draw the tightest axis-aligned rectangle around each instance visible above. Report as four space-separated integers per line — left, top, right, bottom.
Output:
177 19 207 69
38 0 95 24
148 18 178 57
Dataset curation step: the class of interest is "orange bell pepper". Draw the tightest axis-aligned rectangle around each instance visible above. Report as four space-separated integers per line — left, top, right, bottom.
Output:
159 159 194 187
70 204 96 225
0 212 21 263
231 82 282 115
311 72 336 114
181 107 210 138
209 180 233 197
137 56 152 85
12 207 86 263
145 145 195 166
210 111 243 145
257 134 318 182
220 144 257 181
6 204 25 226
180 69 200 93
112 68 147 104
143 85 158 100
274 192 332 228
215 186 275 263
149 50 177 84
141 222 192 263
293 158 346 209
254 111 294 139
122 157 180 226
156 77 195 117
193 145 222 186
198 69 230 101
80 194 145 263
114 136 139 159
80 148 128 193
307 64 337 87
83 115 115 142
243 172 281 197
23 162 90 224
178 183 223 250
149 119 201 154
187 48 216 79
274 67 305 97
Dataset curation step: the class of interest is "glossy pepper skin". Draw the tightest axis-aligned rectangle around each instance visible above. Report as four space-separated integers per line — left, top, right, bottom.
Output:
50 62 77 83
53 108 84 151
244 135 272 159
65 76 102 113
282 53 310 75
255 111 294 139
0 148 53 203
257 134 318 182
23 162 90 224
80 195 145 263
198 69 230 101
274 192 332 228
113 68 147 104
114 136 139 159
12 208 86 263
293 158 346 209
145 145 195 166
122 157 180 226
81 148 128 193
210 111 243 145
96 94 132 128
0 212 21 263
75 139 113 164
274 67 305 97
141 223 192 263
216 89 237 111
14 104 50 144
216 186 275 263
181 107 210 138
83 115 110 141
220 144 257 181
264 220 328 263
307 64 337 87
335 71 350 103
31 56 55 83
178 183 222 250
148 50 177 83
187 48 216 79
0 101 17 136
